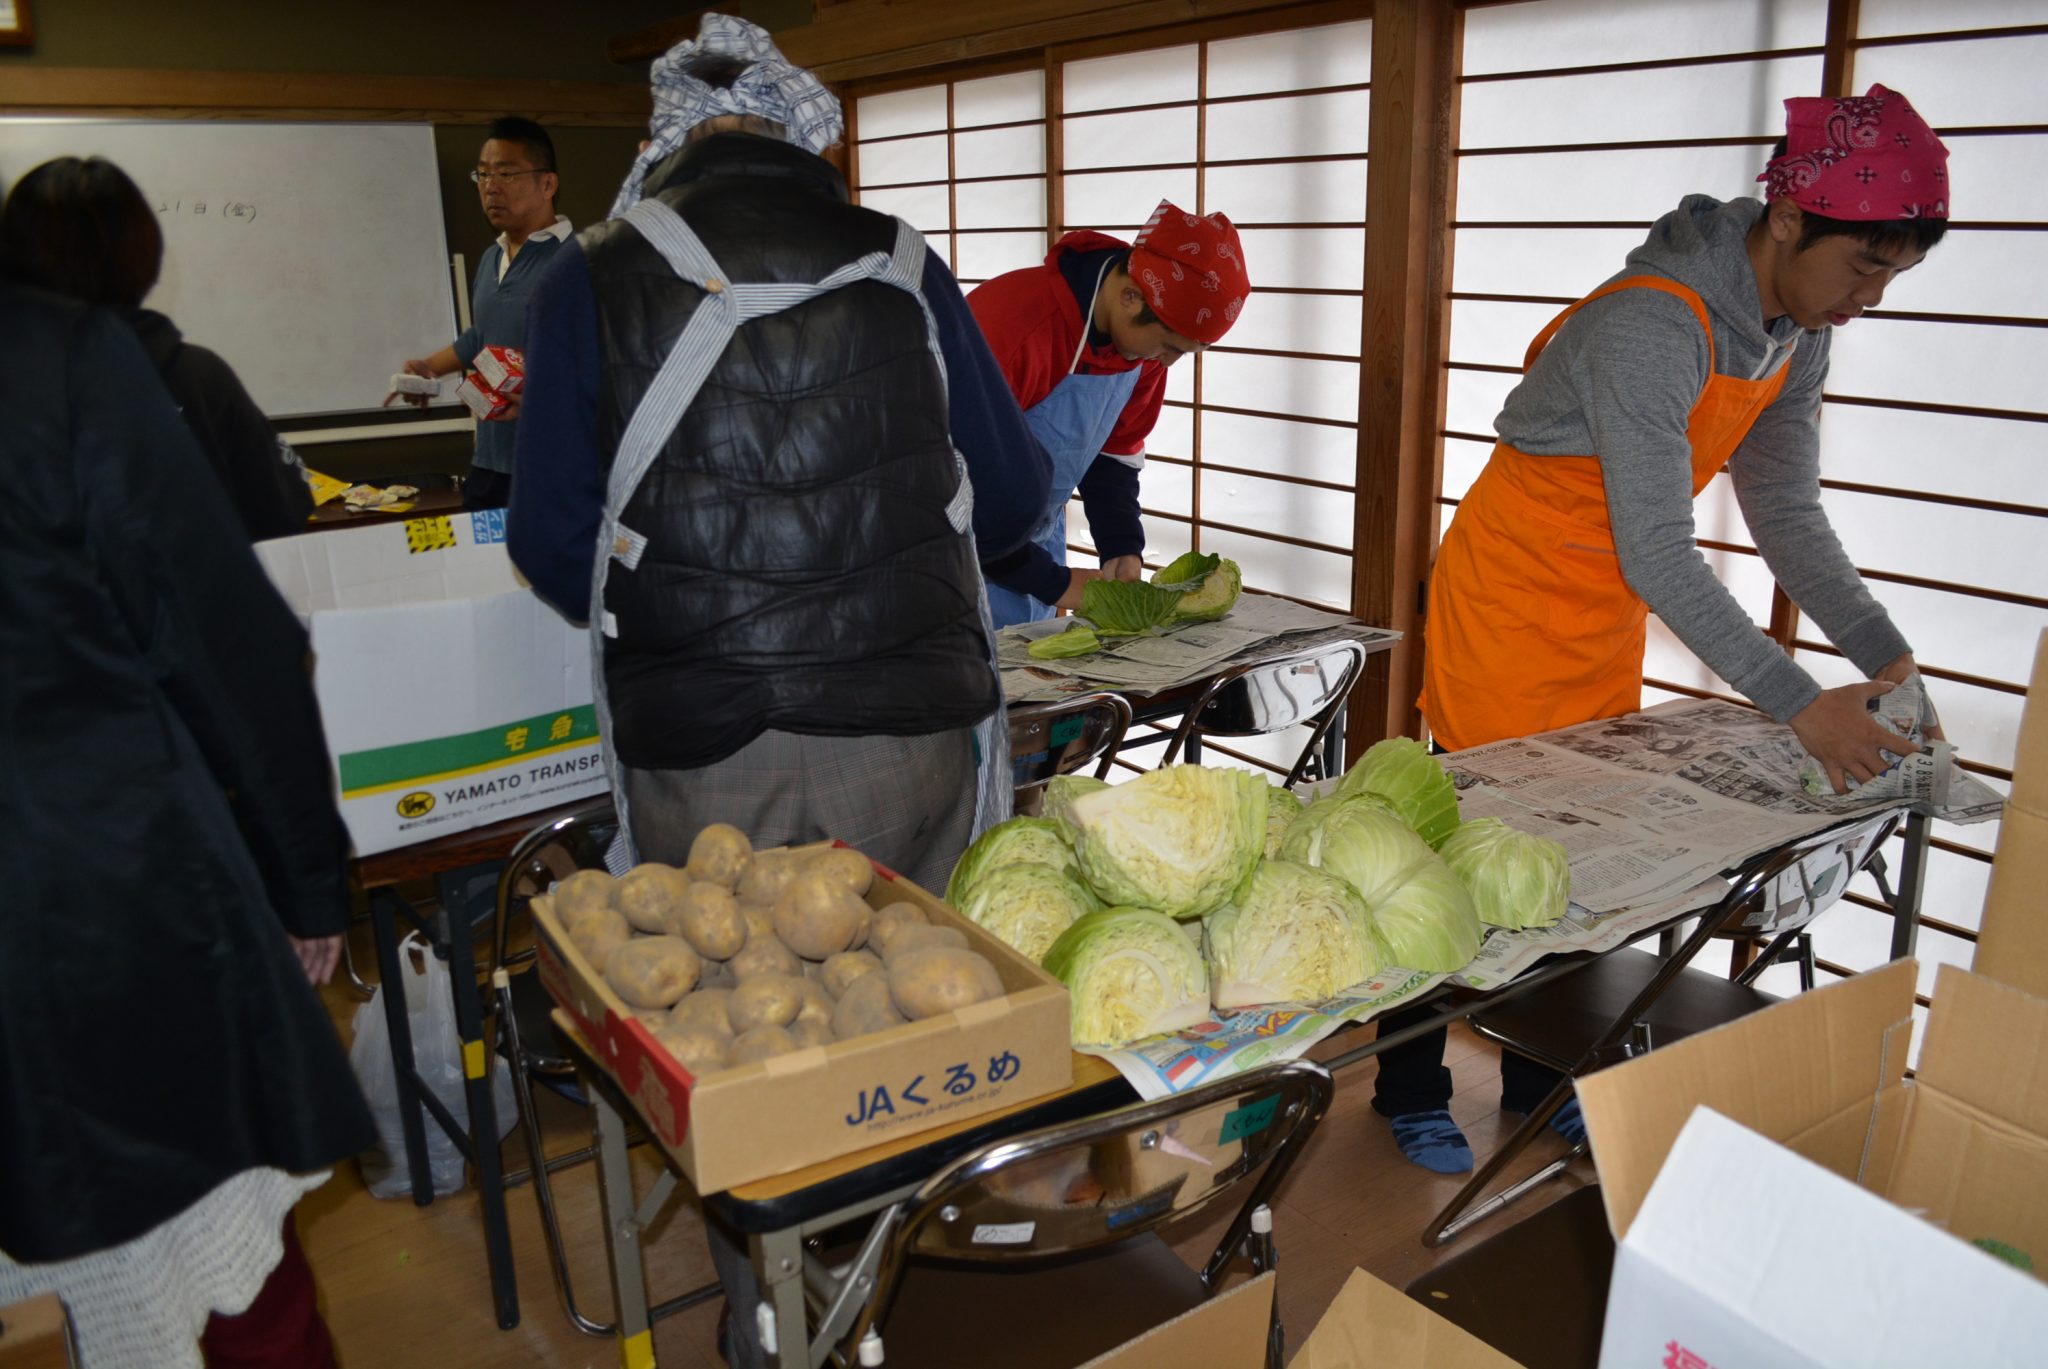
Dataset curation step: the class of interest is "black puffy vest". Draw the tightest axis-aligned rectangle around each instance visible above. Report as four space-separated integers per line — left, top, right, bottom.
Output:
581 135 996 771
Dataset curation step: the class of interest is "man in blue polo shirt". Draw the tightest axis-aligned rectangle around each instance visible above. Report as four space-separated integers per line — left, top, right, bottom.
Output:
391 116 570 510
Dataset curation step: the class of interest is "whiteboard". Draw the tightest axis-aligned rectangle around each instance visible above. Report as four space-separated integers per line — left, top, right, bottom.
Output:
0 120 460 419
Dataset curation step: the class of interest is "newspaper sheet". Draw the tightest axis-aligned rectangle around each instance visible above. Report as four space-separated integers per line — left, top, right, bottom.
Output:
1077 694 2003 1097
998 592 1399 705
1088 966 1450 1101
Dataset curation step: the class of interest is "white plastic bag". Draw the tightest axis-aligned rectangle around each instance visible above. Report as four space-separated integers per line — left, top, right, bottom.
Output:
350 931 519 1199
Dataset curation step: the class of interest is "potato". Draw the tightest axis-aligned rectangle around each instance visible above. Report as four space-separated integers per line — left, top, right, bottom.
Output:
568 907 632 967
773 873 871 960
729 935 802 981
730 1024 800 1066
668 988 734 1037
667 881 747 961
686 823 754 890
868 901 930 955
889 947 1003 1021
729 972 807 1033
807 847 876 899
830 972 907 1041
698 957 737 991
653 1024 731 1076
820 950 884 999
736 852 800 905
603 936 702 1010
794 979 836 1032
737 898 778 945
879 923 969 966
788 1018 835 1050
611 862 691 934
553 868 616 923
631 1008 670 1030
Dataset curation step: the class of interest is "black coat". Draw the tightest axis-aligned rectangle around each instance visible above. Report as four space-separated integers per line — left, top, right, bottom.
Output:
128 308 313 542
0 285 374 1263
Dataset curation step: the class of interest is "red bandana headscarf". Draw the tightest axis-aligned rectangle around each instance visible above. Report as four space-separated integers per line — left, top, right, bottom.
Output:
1126 200 1251 345
1758 84 1950 221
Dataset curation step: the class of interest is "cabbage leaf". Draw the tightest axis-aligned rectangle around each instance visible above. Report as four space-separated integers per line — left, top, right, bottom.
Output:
955 862 1101 963
945 816 1078 907
1079 579 1185 636
1438 817 1571 929
1334 737 1462 849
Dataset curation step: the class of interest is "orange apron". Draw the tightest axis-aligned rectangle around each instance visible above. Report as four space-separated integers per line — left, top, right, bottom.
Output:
1419 276 1792 752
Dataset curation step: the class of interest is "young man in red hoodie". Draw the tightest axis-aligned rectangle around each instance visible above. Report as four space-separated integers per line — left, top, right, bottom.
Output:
968 200 1251 627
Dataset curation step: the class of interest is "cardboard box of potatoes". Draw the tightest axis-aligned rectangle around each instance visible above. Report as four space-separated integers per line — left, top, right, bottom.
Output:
534 825 1073 1194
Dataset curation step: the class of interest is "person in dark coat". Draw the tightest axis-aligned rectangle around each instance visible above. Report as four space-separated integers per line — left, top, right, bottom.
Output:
0 280 374 1365
0 155 314 542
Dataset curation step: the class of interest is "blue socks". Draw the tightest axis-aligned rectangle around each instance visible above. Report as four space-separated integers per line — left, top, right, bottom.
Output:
1548 1097 1588 1149
1389 1109 1473 1174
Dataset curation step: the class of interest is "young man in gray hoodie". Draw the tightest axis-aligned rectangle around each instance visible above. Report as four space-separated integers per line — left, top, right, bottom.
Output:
1383 85 1952 1174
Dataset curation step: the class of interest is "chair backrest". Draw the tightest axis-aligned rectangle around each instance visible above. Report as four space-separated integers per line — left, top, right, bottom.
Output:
1159 639 1369 785
1711 809 1904 939
1008 690 1133 792
489 802 620 977
847 1059 1333 1350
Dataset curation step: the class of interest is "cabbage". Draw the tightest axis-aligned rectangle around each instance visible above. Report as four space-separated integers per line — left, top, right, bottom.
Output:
1065 764 1267 920
1042 907 1212 1047
955 862 1101 963
1263 783 1303 859
945 817 1077 906
1206 859 1384 1008
1334 737 1461 849
1152 552 1244 623
1368 853 1484 972
1080 578 1185 636
1028 623 1102 660
1279 795 1436 907
1438 817 1571 930
1042 774 1110 840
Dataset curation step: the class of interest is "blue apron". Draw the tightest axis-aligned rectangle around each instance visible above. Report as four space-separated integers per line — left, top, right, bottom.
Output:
986 263 1146 630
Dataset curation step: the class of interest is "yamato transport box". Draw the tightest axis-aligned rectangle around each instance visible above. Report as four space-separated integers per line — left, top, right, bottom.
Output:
534 846 1073 1195
254 515 604 856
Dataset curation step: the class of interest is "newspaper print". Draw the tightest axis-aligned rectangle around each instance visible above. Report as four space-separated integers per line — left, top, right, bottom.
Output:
997 592 1398 705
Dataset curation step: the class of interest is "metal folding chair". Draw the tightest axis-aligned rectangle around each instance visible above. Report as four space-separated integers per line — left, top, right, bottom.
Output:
485 802 721 1336
1424 809 1904 1247
1007 690 1132 794
837 1060 1334 1369
1156 639 1369 786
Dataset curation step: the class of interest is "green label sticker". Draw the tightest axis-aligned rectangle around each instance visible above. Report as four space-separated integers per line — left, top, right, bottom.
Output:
1218 1093 1279 1145
1050 717 1085 745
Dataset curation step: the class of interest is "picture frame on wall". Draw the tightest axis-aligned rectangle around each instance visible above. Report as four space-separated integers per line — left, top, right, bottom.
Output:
0 0 33 49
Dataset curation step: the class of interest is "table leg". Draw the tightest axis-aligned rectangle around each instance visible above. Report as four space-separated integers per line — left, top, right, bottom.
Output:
1889 809 1932 961
754 1225 811 1369
593 1085 656 1368
367 889 432 1206
438 901 520 1329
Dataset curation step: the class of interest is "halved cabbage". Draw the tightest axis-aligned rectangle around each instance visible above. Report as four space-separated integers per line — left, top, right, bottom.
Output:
1438 817 1571 930
1065 764 1267 920
954 862 1101 963
1278 795 1435 907
1263 783 1304 860
1207 859 1384 1009
1153 552 1243 623
1333 737 1462 849
1042 906 1212 1048
945 816 1077 906
1368 853 1484 972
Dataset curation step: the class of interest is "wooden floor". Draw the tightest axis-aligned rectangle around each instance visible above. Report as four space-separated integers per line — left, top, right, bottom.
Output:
306 922 1592 1367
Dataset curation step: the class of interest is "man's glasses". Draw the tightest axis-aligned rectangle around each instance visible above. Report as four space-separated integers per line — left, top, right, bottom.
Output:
470 169 549 186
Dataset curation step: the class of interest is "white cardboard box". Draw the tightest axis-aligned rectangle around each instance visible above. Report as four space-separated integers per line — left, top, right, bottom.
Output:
1579 960 2048 1369
256 516 603 855
1600 1105 2048 1369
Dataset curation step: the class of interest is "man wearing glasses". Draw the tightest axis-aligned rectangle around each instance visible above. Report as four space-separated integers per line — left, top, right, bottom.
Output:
390 117 569 510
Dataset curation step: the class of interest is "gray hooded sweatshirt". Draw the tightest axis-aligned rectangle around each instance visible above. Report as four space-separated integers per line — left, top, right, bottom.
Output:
1493 193 1910 724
